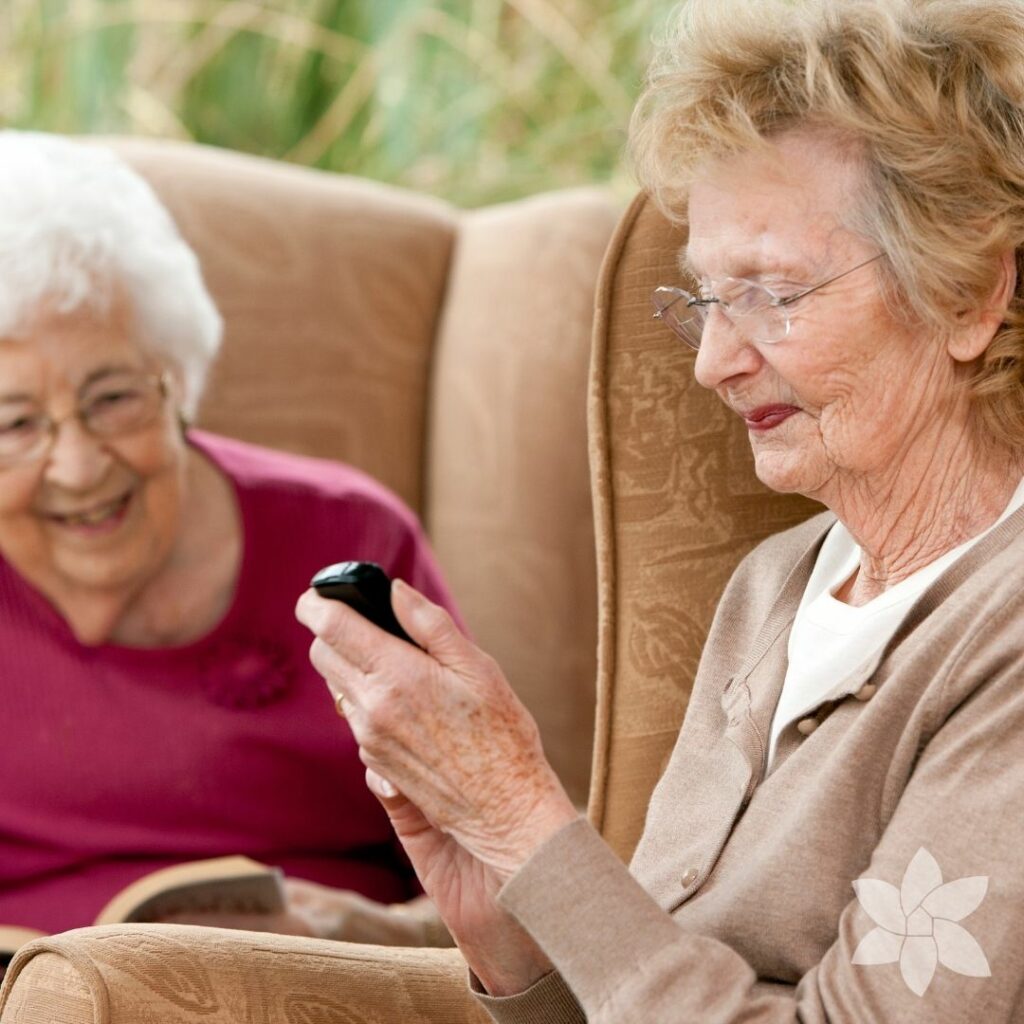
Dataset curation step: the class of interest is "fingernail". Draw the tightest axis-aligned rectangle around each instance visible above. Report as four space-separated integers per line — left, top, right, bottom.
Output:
296 589 323 626
366 767 399 799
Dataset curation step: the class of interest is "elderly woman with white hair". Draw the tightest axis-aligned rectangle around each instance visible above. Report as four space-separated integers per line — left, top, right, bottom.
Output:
299 0 1024 1020
0 131 461 946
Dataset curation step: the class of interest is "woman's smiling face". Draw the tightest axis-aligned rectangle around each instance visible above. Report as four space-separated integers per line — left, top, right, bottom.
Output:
0 291 188 603
686 131 962 504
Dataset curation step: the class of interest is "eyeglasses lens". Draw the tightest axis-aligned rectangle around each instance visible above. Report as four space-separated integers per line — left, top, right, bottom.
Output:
82 378 164 437
0 374 165 466
652 281 790 349
652 288 705 351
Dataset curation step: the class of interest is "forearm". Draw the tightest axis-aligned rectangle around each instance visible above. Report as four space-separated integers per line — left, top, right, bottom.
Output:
434 797 582 996
449 904 555 997
471 967 586 1024
483 819 792 1023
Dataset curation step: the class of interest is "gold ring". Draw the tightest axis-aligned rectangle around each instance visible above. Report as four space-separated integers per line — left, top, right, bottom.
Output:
335 694 348 719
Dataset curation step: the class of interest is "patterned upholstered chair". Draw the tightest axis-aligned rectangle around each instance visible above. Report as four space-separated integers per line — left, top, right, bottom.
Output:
0 171 818 1021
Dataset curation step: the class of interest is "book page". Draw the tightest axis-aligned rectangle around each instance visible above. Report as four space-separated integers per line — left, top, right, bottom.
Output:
94 856 285 925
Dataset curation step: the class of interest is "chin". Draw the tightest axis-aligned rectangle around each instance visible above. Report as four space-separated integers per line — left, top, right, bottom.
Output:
750 449 817 496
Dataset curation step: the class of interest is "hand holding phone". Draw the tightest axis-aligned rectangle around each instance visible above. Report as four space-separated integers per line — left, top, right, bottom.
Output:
310 561 417 646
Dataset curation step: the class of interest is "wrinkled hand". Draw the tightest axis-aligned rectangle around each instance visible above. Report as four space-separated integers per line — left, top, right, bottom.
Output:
295 580 580 994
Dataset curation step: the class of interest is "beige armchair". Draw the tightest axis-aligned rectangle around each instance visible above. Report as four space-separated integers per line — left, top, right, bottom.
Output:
0 158 818 1021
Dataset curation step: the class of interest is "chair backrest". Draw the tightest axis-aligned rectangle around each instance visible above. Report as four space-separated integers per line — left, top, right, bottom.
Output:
110 138 619 805
586 194 821 860
108 137 455 513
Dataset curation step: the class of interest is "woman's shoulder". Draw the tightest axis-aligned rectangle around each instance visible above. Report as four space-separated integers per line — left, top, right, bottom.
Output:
187 429 415 521
731 508 836 589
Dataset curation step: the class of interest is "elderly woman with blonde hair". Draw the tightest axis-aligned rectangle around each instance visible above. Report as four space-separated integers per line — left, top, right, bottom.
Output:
299 0 1024 1020
0 131 462 945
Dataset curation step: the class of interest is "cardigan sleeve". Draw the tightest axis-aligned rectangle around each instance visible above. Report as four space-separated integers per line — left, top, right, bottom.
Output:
471 600 1024 1023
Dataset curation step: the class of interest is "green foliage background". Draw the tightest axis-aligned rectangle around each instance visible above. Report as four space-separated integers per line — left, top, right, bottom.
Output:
2 0 676 206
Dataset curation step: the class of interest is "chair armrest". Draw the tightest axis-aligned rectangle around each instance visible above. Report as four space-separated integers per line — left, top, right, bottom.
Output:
0 924 490 1024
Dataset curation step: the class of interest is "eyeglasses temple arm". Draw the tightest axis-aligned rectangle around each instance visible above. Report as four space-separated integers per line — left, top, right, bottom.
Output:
775 253 884 308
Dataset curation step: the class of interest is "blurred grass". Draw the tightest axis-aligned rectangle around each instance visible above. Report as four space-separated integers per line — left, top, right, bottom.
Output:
1 0 676 206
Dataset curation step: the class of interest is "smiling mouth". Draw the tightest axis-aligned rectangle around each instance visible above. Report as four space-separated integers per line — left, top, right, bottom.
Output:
44 493 133 528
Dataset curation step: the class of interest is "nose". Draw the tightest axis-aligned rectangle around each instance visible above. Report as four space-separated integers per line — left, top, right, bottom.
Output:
42 416 114 492
693 306 763 391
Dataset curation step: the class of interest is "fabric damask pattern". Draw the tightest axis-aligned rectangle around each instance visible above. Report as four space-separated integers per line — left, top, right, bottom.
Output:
0 926 490 1023
87 933 220 1013
627 604 706 683
281 993 369 1023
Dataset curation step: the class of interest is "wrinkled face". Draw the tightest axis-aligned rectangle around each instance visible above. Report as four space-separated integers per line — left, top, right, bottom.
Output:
0 293 187 598
687 131 959 502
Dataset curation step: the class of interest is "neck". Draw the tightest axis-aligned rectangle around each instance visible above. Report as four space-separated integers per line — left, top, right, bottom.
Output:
108 448 241 646
824 422 1022 607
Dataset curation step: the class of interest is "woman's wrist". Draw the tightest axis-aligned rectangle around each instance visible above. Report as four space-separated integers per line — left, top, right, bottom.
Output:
466 783 581 885
448 804 580 995
457 909 555 997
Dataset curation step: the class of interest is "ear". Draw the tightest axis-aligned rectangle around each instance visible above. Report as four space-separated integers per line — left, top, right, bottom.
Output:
158 364 191 433
947 248 1017 363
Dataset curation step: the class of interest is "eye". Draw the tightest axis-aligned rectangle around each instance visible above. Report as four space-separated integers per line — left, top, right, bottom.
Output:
90 387 139 406
0 412 44 437
759 277 807 304
82 387 145 415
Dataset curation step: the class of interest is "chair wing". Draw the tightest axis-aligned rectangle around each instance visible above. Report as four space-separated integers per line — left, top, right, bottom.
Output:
586 192 821 862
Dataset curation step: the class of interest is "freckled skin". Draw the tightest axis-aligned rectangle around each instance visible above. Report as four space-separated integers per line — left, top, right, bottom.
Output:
296 584 579 996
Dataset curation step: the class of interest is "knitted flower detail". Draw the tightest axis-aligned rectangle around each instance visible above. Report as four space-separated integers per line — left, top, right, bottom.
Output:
198 637 295 709
852 847 990 996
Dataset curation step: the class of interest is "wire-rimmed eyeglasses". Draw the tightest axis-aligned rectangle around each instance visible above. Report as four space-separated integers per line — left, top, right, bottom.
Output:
0 371 170 467
651 253 884 351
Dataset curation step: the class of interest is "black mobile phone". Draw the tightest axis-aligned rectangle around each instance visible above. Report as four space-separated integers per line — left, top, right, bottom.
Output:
310 561 416 645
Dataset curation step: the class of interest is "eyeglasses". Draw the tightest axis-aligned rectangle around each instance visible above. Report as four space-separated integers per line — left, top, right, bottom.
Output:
0 371 170 467
652 253 884 351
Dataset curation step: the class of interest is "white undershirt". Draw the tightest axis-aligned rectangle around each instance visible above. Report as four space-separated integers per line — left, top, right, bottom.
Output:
767 475 1024 769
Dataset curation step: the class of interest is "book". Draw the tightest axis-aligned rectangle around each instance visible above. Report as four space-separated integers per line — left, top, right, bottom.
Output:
0 855 285 966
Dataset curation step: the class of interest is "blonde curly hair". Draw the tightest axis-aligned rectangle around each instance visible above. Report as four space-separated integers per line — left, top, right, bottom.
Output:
630 0 1024 447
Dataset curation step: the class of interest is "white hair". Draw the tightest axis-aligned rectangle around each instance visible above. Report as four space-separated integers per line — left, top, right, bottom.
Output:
0 131 222 417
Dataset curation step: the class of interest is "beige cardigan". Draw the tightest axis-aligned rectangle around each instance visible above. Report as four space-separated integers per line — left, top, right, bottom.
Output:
477 506 1024 1022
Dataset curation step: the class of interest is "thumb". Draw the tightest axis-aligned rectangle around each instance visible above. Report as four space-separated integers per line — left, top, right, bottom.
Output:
391 579 479 674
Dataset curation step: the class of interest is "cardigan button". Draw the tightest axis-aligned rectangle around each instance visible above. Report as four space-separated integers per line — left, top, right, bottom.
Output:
853 683 877 702
680 867 700 888
796 717 819 736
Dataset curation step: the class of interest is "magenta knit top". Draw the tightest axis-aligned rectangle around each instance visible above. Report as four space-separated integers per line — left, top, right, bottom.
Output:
0 430 461 933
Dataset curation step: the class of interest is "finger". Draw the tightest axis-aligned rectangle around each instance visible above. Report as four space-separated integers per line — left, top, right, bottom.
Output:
297 588 420 677
391 579 482 675
364 767 440 839
308 636 361 701
365 766 400 800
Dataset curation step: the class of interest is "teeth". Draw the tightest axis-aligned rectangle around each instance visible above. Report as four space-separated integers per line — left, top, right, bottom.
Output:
62 497 126 526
